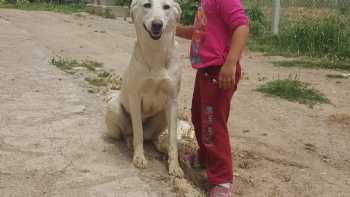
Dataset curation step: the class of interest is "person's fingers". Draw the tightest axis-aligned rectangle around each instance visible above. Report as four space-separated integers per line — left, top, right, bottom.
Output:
229 77 234 88
223 77 231 89
220 77 226 89
219 75 224 89
228 78 233 89
219 73 236 89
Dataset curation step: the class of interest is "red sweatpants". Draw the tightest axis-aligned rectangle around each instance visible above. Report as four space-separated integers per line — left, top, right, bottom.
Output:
191 65 241 185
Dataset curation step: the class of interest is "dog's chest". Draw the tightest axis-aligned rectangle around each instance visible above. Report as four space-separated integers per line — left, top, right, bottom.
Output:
140 76 172 119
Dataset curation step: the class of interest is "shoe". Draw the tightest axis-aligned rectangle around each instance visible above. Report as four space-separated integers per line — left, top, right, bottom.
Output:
209 185 232 197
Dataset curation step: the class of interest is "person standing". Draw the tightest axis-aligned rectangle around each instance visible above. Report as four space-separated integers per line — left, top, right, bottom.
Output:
176 0 249 196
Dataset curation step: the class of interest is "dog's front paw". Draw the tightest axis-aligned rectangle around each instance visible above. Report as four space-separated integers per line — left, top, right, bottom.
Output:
169 161 184 178
133 154 147 169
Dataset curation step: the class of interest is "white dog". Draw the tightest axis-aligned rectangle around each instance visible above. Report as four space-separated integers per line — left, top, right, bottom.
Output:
105 0 183 177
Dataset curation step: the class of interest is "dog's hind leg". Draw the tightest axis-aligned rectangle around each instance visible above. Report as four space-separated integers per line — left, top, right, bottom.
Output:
142 111 168 153
105 93 130 140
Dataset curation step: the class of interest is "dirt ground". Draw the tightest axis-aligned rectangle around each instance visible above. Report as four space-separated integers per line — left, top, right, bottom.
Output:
0 9 349 197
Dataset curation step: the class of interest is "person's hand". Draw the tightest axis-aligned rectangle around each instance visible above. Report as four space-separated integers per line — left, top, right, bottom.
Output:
218 61 236 89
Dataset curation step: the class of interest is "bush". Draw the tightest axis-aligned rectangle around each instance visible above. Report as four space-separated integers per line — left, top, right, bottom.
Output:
113 0 129 6
103 8 115 18
2 2 86 13
0 0 17 4
180 0 198 25
245 6 267 37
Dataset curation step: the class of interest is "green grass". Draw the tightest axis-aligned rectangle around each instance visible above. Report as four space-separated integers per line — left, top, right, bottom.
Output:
50 57 103 73
79 60 103 71
275 17 350 59
0 2 85 14
246 6 350 61
256 79 329 107
273 60 350 71
248 17 350 60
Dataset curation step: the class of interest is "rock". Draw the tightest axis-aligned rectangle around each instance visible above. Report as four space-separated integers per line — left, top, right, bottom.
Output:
242 129 250 133
67 105 86 114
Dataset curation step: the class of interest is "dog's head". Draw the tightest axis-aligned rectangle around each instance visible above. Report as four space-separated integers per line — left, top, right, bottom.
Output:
131 0 181 40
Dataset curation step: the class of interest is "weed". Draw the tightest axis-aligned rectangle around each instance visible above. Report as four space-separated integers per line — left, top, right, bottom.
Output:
180 0 198 25
245 6 267 37
113 0 129 6
338 0 350 15
275 16 350 59
103 8 115 19
98 71 112 78
85 77 109 87
273 60 350 71
50 57 79 73
50 57 103 73
245 5 350 61
80 60 103 71
325 74 348 79
256 79 329 107
0 2 85 14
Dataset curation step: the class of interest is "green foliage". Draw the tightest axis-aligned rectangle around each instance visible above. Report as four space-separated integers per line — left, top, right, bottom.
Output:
248 6 350 61
103 8 115 18
273 60 350 71
245 6 267 37
337 0 350 15
273 16 350 59
113 0 129 6
0 2 85 14
180 0 198 25
0 0 16 4
50 56 103 73
256 79 329 107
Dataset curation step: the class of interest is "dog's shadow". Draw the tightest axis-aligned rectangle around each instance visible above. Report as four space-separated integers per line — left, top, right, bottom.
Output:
103 134 174 190
102 134 168 166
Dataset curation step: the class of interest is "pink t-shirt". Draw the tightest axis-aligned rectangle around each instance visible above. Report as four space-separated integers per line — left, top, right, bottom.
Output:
190 0 248 69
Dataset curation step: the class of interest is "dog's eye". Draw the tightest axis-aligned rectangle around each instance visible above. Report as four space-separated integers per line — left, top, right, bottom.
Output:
163 4 170 10
143 3 151 8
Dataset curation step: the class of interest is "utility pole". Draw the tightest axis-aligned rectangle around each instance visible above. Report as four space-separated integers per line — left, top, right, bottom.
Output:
272 0 281 35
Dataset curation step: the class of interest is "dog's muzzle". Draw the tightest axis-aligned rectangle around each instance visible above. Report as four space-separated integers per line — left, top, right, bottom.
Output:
144 20 163 40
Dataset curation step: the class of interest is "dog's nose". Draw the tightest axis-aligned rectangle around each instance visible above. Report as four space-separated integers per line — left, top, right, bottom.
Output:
151 20 163 32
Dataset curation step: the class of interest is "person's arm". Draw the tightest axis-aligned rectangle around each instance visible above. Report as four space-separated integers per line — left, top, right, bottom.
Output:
176 25 194 40
217 0 250 89
219 25 249 89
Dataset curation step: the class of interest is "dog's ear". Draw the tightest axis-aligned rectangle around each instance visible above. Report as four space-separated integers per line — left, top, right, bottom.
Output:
172 1 182 22
130 0 138 22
